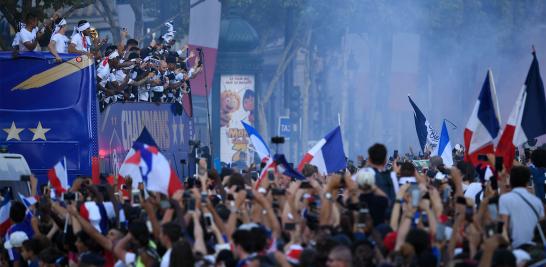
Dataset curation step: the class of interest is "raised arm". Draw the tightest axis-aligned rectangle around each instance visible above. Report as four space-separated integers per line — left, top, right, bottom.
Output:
68 202 113 251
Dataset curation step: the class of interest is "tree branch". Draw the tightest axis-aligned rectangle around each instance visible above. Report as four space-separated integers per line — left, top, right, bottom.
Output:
128 0 143 40
96 0 120 42
60 0 95 19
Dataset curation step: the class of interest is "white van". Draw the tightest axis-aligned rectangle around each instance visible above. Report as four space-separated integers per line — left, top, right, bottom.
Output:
0 153 32 197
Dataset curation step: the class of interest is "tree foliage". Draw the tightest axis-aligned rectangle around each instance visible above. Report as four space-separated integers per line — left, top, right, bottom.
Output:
0 0 94 30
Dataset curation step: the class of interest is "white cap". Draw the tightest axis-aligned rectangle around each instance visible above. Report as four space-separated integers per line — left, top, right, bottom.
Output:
512 249 531 265
354 168 375 187
4 231 29 249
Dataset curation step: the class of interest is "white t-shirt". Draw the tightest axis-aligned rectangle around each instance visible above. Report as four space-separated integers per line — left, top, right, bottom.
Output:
70 34 91 52
50 33 69 54
19 28 38 51
160 248 171 267
12 32 20 48
499 188 545 248
114 252 136 267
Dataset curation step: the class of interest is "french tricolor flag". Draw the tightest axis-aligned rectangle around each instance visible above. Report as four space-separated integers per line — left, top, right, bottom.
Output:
241 121 271 162
119 127 183 197
47 158 68 193
433 121 454 167
497 51 546 170
17 193 38 209
255 154 305 189
79 201 116 234
464 70 501 165
0 196 12 236
297 126 346 175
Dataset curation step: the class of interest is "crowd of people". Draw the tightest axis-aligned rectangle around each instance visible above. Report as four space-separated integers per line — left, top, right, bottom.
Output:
6 9 546 267
1 142 545 267
11 11 202 113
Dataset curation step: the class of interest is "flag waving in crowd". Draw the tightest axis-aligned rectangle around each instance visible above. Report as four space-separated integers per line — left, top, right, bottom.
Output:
496 51 546 170
434 121 454 166
241 120 271 162
47 157 68 194
408 95 439 153
298 126 346 175
464 70 501 164
119 127 182 197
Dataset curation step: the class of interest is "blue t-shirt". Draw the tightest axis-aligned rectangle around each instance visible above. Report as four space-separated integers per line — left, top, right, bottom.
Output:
6 212 34 262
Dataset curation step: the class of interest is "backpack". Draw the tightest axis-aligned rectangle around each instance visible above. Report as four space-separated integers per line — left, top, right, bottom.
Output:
374 168 395 203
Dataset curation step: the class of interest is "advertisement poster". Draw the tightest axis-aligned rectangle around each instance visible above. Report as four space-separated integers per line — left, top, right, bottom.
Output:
220 75 255 168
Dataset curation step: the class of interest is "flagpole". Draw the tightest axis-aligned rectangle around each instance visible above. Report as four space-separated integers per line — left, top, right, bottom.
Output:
444 119 457 130
63 156 67 184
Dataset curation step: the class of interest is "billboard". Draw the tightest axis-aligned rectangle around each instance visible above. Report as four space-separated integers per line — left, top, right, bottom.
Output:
99 103 193 178
219 75 255 168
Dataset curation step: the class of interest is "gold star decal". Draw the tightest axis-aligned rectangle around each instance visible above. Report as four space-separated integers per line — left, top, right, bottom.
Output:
29 121 50 141
3 122 24 141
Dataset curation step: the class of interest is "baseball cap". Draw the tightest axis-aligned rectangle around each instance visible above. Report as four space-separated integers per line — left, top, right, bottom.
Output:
4 231 29 249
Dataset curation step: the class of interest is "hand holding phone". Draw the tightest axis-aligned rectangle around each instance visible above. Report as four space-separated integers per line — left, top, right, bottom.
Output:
284 223 296 231
495 156 504 172
410 186 420 208
204 213 213 229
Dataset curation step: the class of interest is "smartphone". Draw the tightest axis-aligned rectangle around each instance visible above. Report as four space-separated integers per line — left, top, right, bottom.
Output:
132 190 141 204
188 198 196 212
497 221 504 233
495 156 504 172
300 181 312 189
267 170 275 181
477 154 488 161
465 207 474 222
159 200 171 209
436 223 446 241
485 223 496 237
201 192 208 203
138 182 147 200
246 190 254 200
421 213 429 227
357 208 368 227
410 186 420 208
393 150 399 159
204 213 213 227
456 196 467 205
272 188 285 196
284 223 296 231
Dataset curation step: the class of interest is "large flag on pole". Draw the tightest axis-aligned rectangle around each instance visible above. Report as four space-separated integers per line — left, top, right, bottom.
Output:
434 121 454 166
496 88 527 171
496 51 546 170
520 51 546 142
297 126 346 175
241 121 271 162
408 95 439 153
119 127 182 197
464 70 501 165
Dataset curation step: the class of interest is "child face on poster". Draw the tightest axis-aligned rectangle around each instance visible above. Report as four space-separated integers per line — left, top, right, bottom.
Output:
243 89 255 111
